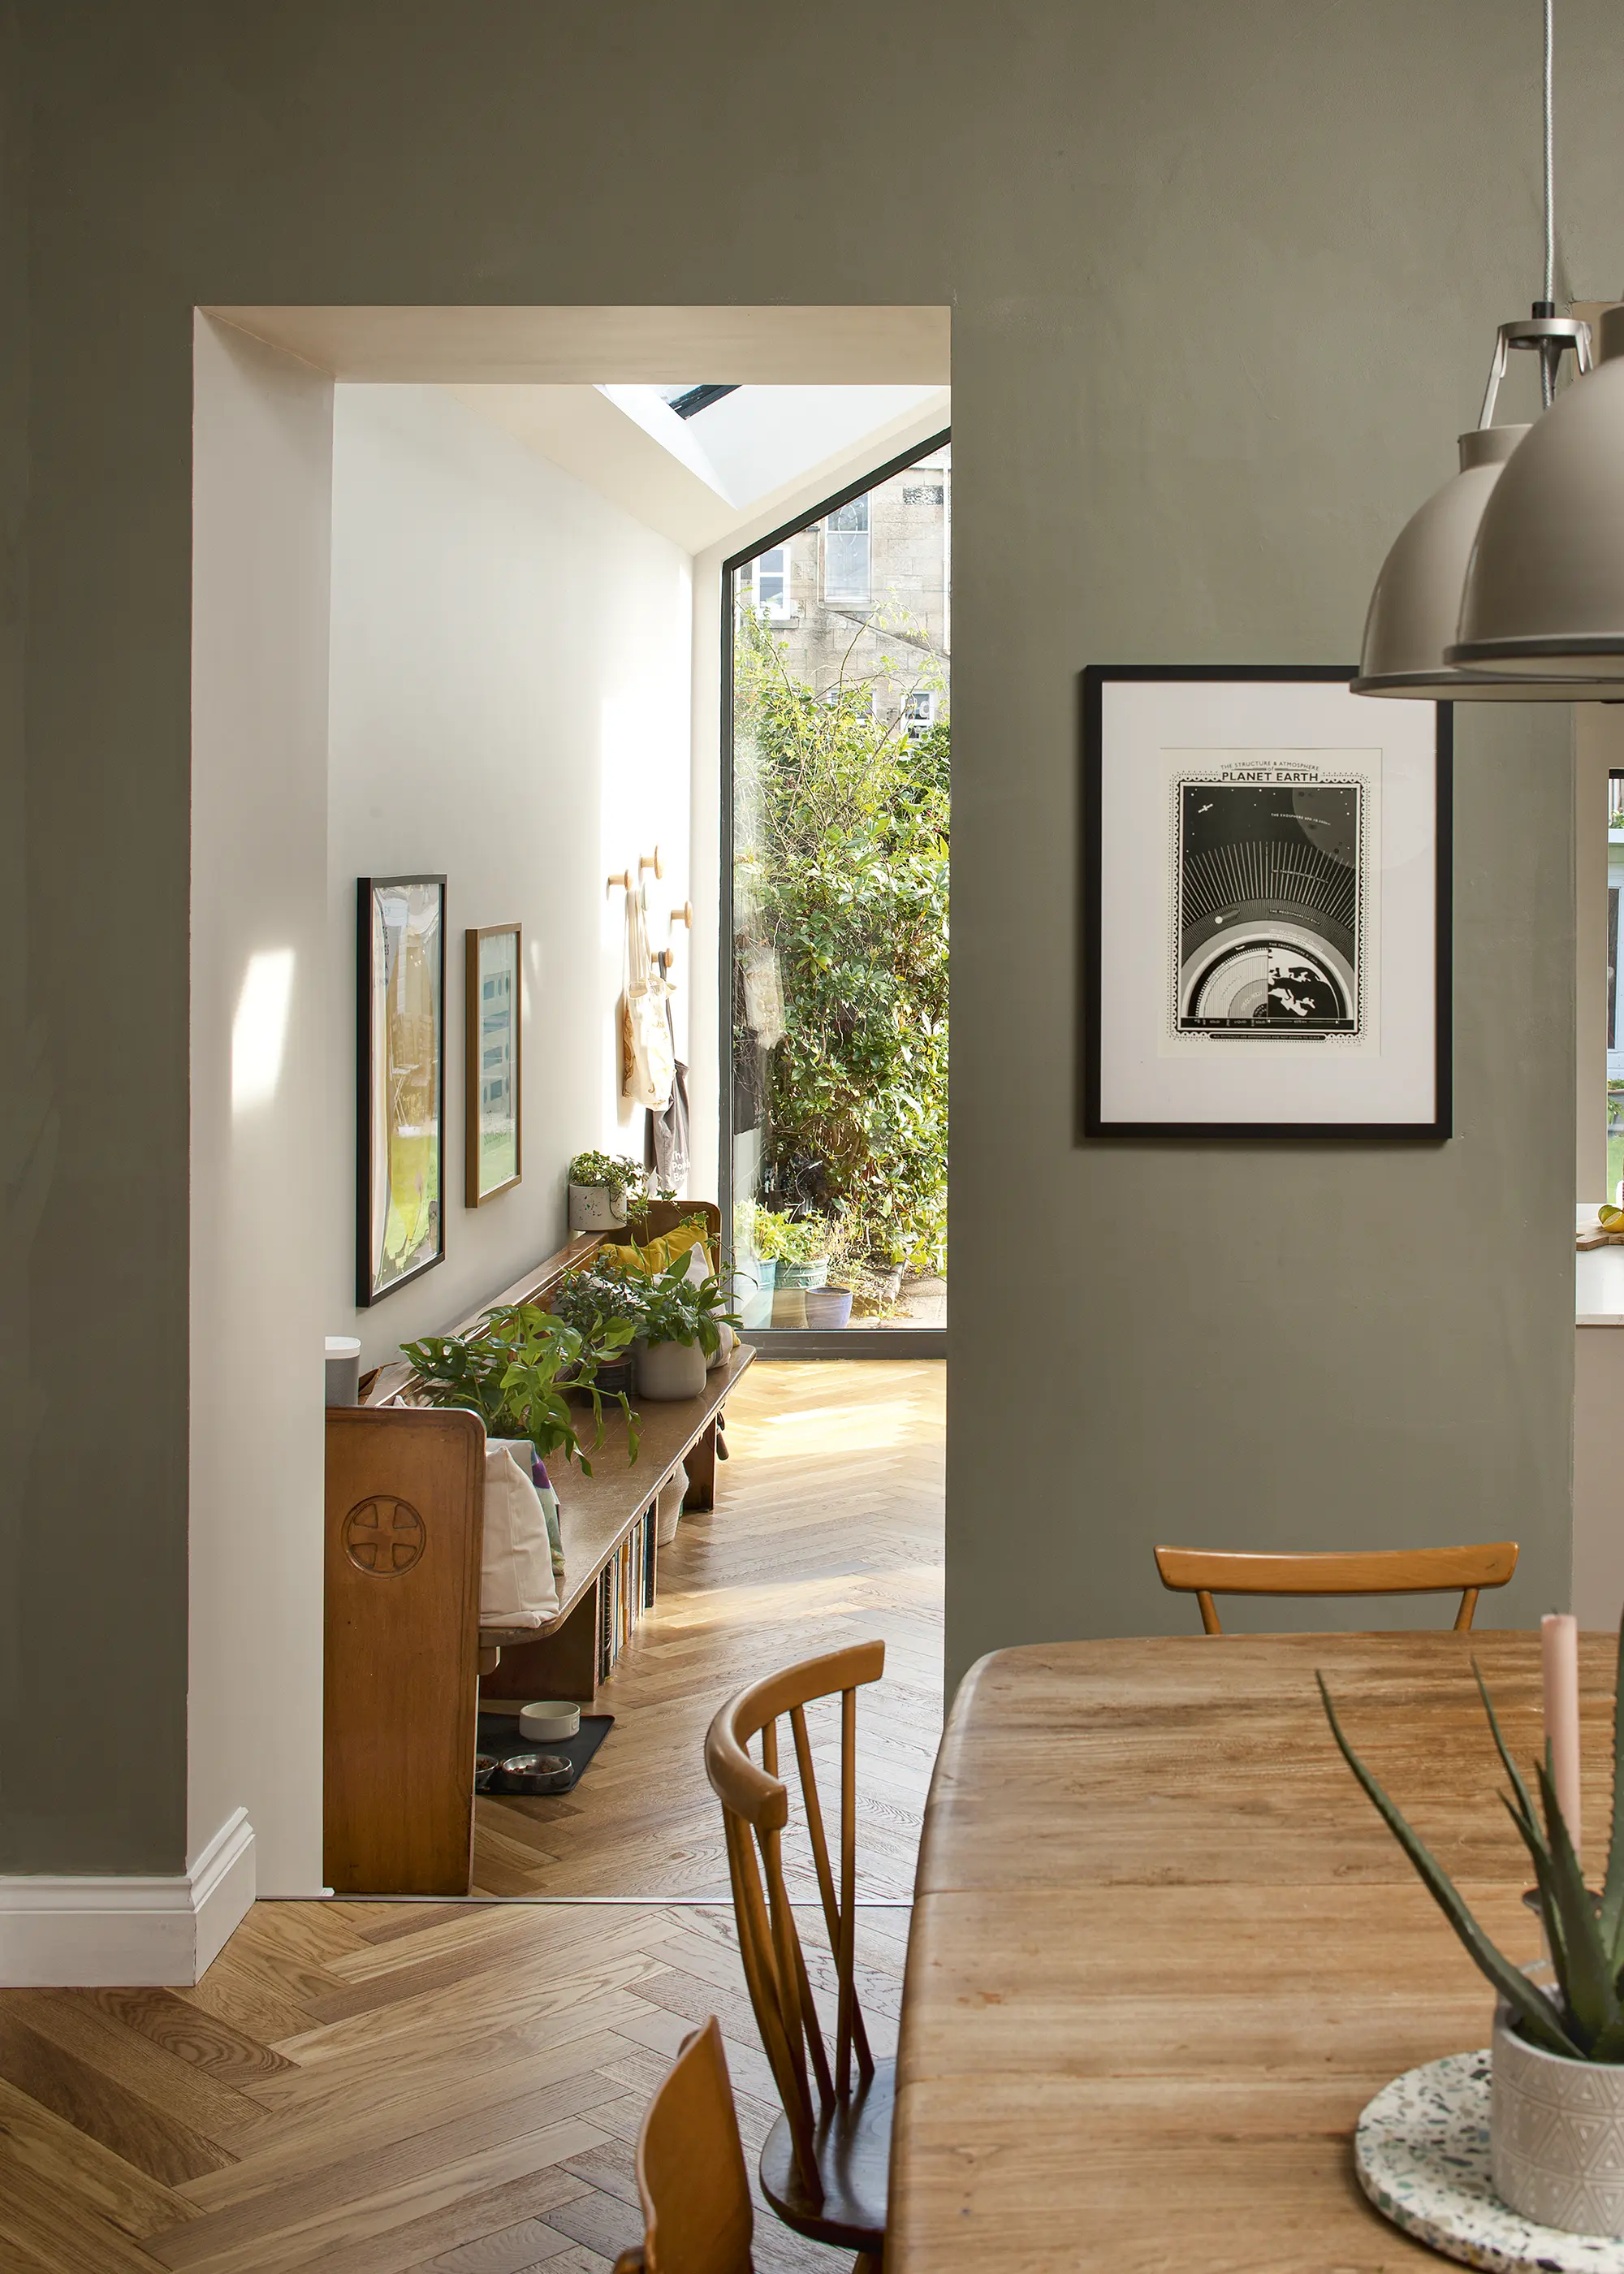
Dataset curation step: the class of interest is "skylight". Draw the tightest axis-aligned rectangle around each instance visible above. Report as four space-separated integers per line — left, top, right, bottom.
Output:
653 384 740 420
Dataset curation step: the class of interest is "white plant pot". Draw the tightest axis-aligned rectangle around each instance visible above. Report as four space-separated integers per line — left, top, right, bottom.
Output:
634 1337 707 1401
569 1182 628 1233
1492 2000 1624 2233
655 1463 688 1546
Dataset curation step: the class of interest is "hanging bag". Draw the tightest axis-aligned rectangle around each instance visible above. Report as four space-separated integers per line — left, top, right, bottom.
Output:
621 881 676 1111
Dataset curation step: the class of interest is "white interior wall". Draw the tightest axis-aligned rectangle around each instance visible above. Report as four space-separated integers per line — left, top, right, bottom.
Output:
189 316 333 1900
326 384 694 1368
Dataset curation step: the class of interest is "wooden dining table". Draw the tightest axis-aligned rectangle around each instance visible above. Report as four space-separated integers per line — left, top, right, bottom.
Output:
888 1630 1620 2271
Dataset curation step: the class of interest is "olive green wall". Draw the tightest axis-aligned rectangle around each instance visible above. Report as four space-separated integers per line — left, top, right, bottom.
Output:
6 0 1620 1871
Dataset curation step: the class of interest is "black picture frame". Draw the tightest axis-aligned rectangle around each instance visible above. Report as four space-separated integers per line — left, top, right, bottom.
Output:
357 873 448 1305
1082 665 1453 1139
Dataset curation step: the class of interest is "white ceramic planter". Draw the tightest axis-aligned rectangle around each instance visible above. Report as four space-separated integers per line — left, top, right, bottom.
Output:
569 1182 628 1233
635 1336 707 1401
654 1463 689 1546
1492 2001 1624 2233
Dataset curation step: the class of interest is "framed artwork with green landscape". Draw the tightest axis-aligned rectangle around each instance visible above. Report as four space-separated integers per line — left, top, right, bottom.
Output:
465 922 521 1207
357 875 447 1306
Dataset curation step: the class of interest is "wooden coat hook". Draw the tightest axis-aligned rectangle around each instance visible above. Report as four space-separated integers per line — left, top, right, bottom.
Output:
639 845 664 881
670 901 693 932
605 867 633 896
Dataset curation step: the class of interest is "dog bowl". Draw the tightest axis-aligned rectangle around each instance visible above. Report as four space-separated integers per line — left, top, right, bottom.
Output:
473 1754 499 1792
496 1753 572 1795
519 1700 581 1743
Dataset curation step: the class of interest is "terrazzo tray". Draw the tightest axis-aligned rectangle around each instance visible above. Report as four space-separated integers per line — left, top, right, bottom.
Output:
1355 2051 1624 2273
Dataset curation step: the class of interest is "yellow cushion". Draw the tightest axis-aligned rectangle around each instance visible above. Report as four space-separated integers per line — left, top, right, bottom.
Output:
594 1223 712 1278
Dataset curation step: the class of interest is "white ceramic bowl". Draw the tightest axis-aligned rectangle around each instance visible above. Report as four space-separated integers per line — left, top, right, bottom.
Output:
518 1700 581 1743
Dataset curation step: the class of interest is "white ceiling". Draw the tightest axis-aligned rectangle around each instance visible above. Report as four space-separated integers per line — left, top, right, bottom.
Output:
446 382 950 553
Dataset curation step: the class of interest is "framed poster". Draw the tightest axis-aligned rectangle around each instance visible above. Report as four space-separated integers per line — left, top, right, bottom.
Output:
1083 667 1451 1137
465 922 522 1206
357 875 447 1305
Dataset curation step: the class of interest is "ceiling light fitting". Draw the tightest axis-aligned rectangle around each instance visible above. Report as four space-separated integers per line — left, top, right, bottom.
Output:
1354 0 1624 704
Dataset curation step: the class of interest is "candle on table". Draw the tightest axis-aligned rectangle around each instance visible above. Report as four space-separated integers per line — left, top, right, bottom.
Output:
1541 1611 1583 1872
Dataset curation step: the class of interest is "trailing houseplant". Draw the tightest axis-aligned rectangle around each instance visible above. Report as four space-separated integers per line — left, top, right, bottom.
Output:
1321 1617 1624 2231
401 1301 641 1473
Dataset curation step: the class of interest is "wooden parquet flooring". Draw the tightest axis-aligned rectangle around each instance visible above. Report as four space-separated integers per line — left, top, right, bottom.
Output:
0 1362 943 2272
0 1897 910 2272
473 1360 945 1900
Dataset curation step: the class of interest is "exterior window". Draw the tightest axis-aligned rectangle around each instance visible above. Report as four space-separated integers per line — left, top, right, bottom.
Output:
903 690 936 741
738 546 793 620
823 496 870 604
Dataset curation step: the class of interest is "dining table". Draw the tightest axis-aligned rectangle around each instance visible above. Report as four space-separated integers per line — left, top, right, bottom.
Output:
888 1629 1620 2272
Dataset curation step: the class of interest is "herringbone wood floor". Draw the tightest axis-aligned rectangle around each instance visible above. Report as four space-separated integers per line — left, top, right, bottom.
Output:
0 1361 944 2272
473 1358 945 1900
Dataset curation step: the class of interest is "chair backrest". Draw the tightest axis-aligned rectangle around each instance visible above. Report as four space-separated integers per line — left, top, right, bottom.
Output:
703 1639 884 2213
612 2017 754 2274
1153 1541 1519 1634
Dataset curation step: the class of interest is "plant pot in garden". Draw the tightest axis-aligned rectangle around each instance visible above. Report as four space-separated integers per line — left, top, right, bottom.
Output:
771 1286 809 1329
776 1257 828 1291
1491 1999 1624 2233
569 1182 628 1233
635 1336 707 1401
803 1286 853 1330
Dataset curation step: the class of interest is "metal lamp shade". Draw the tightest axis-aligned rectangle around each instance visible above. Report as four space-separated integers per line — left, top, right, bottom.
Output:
1449 305 1624 681
1354 426 1537 698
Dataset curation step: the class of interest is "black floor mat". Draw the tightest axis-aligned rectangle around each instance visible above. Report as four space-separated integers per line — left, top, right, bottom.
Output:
475 1710 614 1796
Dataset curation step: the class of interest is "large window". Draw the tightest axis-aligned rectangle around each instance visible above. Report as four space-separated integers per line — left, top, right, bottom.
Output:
725 437 950 1345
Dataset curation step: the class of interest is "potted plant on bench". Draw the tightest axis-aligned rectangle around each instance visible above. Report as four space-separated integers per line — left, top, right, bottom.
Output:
401 1303 641 1479
567 1149 646 1234
609 1249 740 1401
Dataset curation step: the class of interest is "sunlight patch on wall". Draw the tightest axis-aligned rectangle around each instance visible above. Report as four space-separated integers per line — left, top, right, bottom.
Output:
231 949 295 1113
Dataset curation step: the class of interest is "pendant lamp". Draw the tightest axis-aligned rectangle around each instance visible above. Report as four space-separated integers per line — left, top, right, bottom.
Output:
1448 305 1624 680
1354 0 1618 703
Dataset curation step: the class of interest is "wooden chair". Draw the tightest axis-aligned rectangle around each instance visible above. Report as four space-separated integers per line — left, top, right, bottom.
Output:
1153 1541 1519 1634
612 2017 754 2274
704 1640 888 2273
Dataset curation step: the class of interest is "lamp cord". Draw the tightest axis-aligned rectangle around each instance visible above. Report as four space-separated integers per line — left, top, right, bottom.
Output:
1544 0 1555 308
1540 0 1557 404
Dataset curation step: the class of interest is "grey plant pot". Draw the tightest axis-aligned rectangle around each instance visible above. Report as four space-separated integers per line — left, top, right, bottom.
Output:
803 1287 853 1330
1492 2000 1624 2233
634 1336 707 1402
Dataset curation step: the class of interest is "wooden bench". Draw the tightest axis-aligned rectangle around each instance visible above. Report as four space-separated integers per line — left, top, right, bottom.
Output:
324 1204 752 1896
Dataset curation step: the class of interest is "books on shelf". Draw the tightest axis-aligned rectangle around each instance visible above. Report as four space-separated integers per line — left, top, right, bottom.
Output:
596 1501 661 1684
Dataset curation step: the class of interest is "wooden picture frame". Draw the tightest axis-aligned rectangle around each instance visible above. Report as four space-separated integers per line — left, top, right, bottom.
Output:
465 922 522 1207
357 874 447 1305
1082 665 1452 1139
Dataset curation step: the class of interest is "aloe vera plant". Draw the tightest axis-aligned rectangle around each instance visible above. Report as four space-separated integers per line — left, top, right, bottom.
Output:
1319 1616 1624 2062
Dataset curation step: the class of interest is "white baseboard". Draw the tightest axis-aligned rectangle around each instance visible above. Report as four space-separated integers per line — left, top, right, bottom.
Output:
0 1809 256 1987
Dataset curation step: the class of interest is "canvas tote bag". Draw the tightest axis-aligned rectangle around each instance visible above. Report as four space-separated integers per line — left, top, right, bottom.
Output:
621 882 676 1111
480 1440 560 1628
